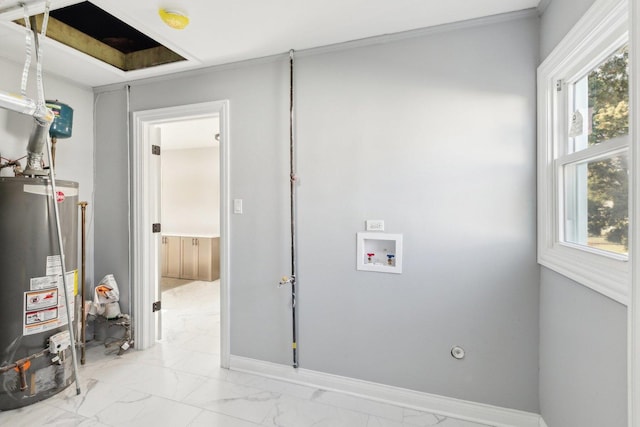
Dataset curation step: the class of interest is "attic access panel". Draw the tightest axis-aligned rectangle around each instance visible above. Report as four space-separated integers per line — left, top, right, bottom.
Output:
15 1 185 72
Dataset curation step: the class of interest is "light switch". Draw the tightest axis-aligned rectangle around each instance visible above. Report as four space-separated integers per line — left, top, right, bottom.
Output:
366 220 384 231
233 199 243 214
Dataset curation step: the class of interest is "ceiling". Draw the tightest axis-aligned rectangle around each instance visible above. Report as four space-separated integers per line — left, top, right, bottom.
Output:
0 0 540 88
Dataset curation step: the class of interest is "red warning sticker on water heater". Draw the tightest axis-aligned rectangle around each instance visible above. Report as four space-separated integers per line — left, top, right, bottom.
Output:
56 191 65 202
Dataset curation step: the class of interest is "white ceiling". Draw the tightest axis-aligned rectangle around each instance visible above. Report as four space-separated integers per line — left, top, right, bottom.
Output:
0 0 540 88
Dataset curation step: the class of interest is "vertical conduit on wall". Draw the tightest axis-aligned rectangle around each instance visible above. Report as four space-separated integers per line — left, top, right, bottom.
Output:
289 49 298 368
279 49 298 368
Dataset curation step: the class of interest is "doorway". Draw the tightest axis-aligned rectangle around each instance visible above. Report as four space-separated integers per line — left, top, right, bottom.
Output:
131 101 230 368
158 116 220 357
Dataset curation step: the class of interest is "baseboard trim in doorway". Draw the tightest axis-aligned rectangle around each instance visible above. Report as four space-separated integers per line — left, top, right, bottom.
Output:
229 355 542 427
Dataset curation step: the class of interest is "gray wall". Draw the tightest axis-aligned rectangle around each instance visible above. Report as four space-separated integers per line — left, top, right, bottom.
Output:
94 12 540 411
539 269 627 427
94 89 132 313
539 0 598 59
538 0 628 426
295 15 539 411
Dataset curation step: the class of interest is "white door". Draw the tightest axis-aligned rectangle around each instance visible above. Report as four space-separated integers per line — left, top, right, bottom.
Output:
151 125 162 340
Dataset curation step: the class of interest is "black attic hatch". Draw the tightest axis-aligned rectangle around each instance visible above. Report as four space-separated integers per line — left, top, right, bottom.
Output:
15 1 185 71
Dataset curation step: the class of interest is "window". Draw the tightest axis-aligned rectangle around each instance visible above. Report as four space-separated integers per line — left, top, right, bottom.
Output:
561 46 629 256
538 0 629 304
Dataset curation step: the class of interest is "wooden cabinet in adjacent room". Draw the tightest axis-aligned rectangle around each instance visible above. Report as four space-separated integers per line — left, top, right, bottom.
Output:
198 237 220 281
162 235 220 281
161 236 181 278
181 237 198 280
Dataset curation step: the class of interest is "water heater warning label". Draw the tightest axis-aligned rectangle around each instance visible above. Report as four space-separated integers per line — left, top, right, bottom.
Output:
23 269 76 336
46 255 62 276
26 289 58 311
25 307 58 326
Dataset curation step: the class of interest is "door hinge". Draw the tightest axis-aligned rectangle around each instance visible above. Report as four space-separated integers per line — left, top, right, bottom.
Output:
152 145 161 155
152 301 161 312
152 223 161 233
556 79 563 92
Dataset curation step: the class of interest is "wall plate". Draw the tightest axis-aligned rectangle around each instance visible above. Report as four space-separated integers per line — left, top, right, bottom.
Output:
366 220 385 231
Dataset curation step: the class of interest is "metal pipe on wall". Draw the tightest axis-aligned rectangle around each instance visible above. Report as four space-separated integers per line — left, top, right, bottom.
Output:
79 201 88 365
289 49 298 368
278 49 299 367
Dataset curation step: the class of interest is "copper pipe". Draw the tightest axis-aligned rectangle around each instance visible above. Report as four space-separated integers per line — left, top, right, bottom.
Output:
17 364 28 391
51 136 57 171
78 201 88 364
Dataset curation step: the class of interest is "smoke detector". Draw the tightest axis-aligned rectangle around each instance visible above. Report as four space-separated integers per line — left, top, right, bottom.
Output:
158 8 189 30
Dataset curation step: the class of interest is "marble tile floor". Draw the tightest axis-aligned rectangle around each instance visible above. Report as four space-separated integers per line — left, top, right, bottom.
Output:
0 280 494 427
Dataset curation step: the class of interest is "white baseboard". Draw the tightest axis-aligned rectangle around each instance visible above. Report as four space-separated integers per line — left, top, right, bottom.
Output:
229 355 542 427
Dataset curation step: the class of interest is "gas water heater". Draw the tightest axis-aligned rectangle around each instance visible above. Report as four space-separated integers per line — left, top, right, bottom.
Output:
0 100 78 410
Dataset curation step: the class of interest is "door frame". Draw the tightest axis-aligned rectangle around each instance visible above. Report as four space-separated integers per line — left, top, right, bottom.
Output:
131 100 231 368
631 0 640 424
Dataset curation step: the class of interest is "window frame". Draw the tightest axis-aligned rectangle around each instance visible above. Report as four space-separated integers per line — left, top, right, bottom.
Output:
537 0 629 305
